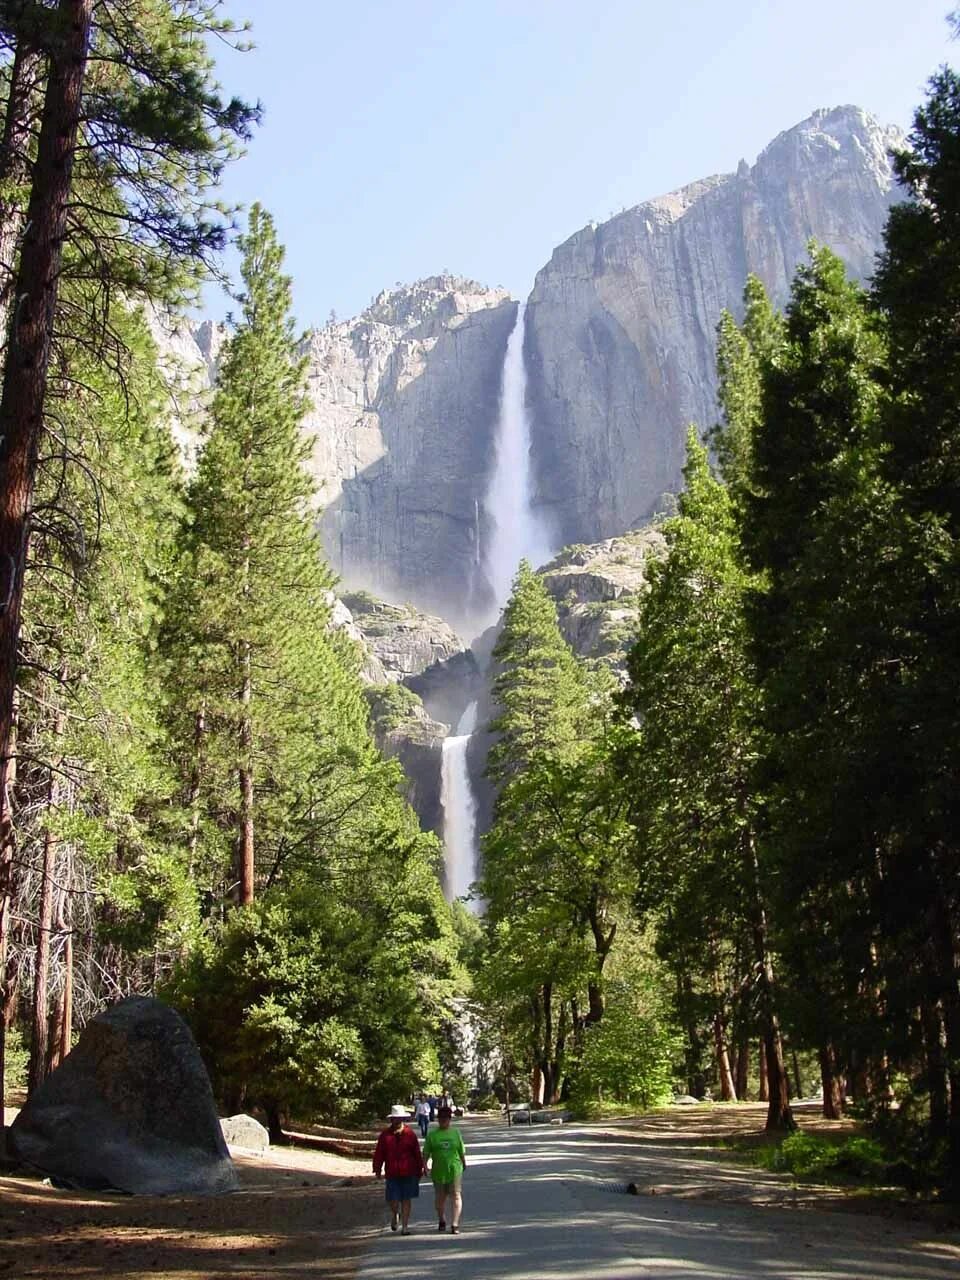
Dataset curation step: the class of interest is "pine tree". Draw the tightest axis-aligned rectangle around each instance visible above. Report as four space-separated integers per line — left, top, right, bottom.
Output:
167 203 366 907
480 563 636 1100
621 432 795 1130
870 70 960 1179
487 560 589 782
11 302 187 1090
729 249 894 1121
0 0 257 1100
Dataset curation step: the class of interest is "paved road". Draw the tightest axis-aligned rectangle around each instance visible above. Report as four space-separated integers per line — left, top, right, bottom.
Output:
357 1118 960 1280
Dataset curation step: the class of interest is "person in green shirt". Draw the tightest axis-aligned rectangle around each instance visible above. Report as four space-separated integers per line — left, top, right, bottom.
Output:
422 1104 466 1233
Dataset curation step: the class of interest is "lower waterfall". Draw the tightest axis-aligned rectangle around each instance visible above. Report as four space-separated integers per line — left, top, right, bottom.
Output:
441 301 553 907
440 701 479 906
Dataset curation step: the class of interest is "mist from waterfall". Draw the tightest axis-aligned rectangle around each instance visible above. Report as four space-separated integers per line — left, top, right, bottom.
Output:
441 701 479 907
482 303 555 618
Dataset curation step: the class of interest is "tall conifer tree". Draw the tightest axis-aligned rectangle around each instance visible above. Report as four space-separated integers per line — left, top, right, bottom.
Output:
169 204 365 907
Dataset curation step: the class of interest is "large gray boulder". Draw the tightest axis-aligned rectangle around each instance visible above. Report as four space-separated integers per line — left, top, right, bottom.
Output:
8 996 238 1195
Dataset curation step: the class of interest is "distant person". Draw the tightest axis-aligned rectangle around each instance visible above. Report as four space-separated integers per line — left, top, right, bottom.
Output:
372 1105 424 1235
422 1104 466 1234
429 1094 437 1121
416 1095 431 1138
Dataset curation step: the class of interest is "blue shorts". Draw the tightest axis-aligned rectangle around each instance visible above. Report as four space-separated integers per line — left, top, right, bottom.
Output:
385 1175 420 1202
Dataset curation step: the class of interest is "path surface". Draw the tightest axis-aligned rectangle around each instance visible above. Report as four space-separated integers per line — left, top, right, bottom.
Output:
357 1117 960 1280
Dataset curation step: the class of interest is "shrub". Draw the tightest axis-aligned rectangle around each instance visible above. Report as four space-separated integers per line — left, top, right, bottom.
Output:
760 1131 887 1179
4 1024 28 1093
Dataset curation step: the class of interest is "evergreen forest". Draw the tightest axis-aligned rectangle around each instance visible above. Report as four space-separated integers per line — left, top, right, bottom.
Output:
0 0 959 1201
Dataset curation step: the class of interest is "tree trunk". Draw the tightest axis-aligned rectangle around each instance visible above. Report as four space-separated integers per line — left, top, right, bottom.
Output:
791 1048 803 1101
585 901 615 1025
29 696 64 1093
0 689 18 1100
530 1063 543 1107
186 702 206 871
48 901 71 1072
758 1036 769 1102
238 642 254 905
540 981 553 1104
550 998 569 1104
264 1101 285 1146
28 828 56 1092
712 1012 738 1101
735 1034 750 1101
0 42 43 338
0 0 93 1111
744 830 795 1130
818 1042 844 1120
929 882 960 1190
529 989 544 1104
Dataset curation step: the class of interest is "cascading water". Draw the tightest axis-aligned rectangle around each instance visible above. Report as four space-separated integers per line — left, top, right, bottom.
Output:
482 303 555 613
441 301 554 906
440 701 479 905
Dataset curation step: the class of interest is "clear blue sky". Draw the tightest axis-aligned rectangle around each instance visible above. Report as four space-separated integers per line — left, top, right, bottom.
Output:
208 0 956 328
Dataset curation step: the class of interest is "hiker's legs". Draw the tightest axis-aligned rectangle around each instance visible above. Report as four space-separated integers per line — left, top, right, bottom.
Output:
388 1198 400 1229
434 1182 448 1223
450 1176 463 1227
400 1198 412 1229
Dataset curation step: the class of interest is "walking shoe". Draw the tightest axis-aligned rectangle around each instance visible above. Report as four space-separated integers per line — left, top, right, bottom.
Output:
401 1227 411 1236
438 1220 446 1231
451 1226 460 1234
391 1211 398 1231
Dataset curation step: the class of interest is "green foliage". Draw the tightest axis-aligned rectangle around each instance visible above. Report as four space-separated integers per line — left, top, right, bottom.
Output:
569 928 681 1113
164 204 369 902
478 562 637 1099
758 1132 887 1181
365 682 424 734
487 560 590 781
3 1025 28 1093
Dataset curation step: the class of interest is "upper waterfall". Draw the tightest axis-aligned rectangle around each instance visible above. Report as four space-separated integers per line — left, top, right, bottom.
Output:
482 303 555 619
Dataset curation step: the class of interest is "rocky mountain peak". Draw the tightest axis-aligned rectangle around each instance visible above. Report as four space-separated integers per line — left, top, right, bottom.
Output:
525 105 904 552
361 275 510 330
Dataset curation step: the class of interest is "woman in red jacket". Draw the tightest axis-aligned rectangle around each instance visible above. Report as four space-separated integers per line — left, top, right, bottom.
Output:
372 1105 425 1235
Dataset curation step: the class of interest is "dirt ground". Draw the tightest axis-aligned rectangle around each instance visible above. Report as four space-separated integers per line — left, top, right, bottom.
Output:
0 1140 380 1280
594 1102 960 1227
1 1103 955 1279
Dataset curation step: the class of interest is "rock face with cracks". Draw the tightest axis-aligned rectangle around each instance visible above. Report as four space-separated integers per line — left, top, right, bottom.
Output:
524 106 903 549
8 996 238 1195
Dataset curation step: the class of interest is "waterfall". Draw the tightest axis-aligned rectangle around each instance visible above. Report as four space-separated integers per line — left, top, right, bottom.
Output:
441 299 552 907
441 701 479 906
482 302 555 615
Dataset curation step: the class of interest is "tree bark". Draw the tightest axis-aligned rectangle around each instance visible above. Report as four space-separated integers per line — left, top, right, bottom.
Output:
744 831 795 1130
758 1036 769 1102
818 1042 845 1120
0 0 93 1111
540 981 554 1104
735 1033 750 1101
47 879 71 1072
28 827 56 1091
0 42 43 339
929 880 960 1190
585 899 615 1024
712 1012 738 1101
28 696 64 1093
238 641 254 905
186 702 206 871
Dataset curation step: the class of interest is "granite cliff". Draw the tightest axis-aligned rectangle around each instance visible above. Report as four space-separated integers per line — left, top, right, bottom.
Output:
306 277 515 630
523 106 903 546
150 106 903 638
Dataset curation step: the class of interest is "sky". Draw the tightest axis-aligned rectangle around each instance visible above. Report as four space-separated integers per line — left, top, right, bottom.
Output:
207 0 958 328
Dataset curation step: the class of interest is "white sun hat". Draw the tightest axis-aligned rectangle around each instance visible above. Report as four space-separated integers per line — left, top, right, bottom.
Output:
388 1104 411 1118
